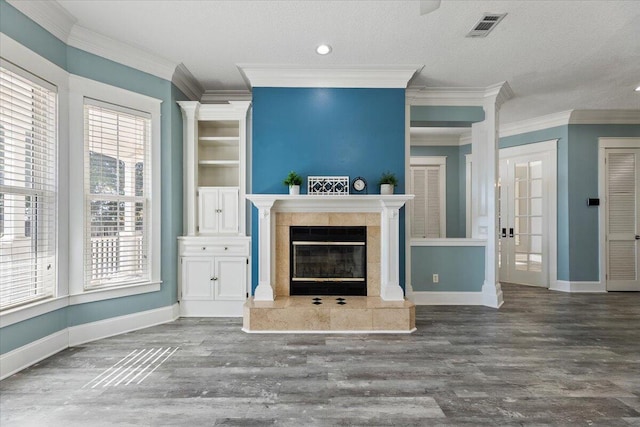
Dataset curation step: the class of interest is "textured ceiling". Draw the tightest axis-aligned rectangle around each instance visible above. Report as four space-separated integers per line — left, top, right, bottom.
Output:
55 0 640 124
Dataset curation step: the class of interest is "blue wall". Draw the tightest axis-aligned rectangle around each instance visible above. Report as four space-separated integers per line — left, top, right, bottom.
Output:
0 0 185 354
410 144 470 238
251 87 406 293
411 246 485 291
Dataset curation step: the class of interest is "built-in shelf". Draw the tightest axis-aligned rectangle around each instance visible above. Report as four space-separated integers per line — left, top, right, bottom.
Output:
198 160 240 167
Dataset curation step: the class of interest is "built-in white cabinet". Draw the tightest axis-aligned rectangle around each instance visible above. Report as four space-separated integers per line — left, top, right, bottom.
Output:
177 101 251 317
198 187 239 234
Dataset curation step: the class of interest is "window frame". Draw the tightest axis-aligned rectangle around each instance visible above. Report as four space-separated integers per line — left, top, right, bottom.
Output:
68 75 162 304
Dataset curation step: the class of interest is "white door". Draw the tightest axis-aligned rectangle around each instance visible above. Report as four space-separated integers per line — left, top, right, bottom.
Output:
218 188 239 234
214 257 247 300
181 257 214 300
499 152 550 287
606 149 640 291
198 188 219 234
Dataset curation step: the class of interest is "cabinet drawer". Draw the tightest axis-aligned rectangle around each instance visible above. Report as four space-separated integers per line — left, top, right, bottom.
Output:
181 241 249 256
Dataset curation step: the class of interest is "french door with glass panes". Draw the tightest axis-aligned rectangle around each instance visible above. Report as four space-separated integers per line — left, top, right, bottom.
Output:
499 152 551 287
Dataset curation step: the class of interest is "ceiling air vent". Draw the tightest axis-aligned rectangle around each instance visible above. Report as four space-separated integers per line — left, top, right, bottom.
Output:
466 13 507 38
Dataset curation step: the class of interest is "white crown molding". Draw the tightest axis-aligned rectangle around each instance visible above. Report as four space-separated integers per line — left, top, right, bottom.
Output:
7 0 76 43
237 64 422 89
485 81 514 108
499 109 640 138
407 86 488 106
172 63 204 101
411 134 464 146
67 25 177 81
201 89 253 103
499 110 573 138
569 110 640 125
459 133 472 145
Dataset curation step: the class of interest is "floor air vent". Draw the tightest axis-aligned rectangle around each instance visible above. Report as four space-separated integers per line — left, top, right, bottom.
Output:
466 13 507 37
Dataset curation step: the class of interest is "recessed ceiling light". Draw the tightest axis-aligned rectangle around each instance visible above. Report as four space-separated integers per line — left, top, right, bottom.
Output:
316 44 332 55
635 85 640 92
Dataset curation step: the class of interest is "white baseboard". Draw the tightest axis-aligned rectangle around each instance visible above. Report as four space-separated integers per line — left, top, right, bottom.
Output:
408 291 484 305
0 330 68 380
68 303 179 346
242 328 417 334
179 300 244 317
550 280 606 293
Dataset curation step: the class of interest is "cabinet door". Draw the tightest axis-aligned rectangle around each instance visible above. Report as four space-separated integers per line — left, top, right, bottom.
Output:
198 188 219 234
181 257 214 300
214 257 247 300
218 188 239 234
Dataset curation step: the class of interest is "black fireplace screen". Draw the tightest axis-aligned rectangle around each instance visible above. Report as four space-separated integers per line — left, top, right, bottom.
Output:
290 226 367 296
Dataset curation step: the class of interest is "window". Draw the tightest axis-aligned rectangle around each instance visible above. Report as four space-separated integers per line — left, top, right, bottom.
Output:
0 64 57 310
410 157 446 238
84 100 151 289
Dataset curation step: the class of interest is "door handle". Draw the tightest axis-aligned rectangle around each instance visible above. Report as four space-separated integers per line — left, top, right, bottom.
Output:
636 235 640 240
509 227 514 238
211 277 218 281
501 228 507 238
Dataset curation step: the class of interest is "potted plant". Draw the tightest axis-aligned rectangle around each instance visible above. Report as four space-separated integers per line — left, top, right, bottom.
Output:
283 170 303 195
378 171 398 195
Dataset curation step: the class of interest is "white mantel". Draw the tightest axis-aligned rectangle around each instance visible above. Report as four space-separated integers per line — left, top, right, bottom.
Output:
246 194 414 302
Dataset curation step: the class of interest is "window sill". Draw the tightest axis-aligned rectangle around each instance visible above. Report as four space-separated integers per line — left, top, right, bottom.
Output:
69 281 162 305
0 296 69 328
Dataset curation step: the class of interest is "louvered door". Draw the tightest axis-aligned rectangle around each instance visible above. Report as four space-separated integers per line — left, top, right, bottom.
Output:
606 149 640 291
410 165 444 238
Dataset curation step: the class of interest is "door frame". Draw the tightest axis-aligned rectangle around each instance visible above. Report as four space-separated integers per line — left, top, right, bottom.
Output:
499 139 558 288
598 137 640 290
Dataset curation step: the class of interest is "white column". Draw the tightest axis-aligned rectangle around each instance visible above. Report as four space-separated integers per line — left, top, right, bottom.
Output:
380 200 406 301
253 199 275 301
177 101 200 236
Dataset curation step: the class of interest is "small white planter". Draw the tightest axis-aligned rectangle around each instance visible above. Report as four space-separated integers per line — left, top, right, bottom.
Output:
289 185 300 195
380 184 394 195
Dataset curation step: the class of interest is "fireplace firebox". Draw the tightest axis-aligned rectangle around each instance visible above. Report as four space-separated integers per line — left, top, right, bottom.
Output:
290 226 367 296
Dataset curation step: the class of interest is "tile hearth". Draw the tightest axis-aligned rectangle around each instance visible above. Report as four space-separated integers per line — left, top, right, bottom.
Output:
243 296 416 333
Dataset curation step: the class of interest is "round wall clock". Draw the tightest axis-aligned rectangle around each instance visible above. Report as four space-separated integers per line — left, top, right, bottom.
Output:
352 176 367 193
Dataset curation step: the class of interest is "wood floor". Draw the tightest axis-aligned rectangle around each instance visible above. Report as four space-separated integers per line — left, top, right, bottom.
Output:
1 283 639 426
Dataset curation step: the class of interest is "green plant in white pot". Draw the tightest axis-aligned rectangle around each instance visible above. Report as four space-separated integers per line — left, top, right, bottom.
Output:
378 171 398 195
283 171 303 195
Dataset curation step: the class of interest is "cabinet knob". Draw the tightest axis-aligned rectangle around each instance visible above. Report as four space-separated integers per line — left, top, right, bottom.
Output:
201 247 206 251
212 277 218 281
224 247 228 251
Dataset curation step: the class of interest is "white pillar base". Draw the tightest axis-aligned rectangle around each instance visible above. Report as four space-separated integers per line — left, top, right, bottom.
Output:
254 283 275 301
380 283 405 301
482 281 504 308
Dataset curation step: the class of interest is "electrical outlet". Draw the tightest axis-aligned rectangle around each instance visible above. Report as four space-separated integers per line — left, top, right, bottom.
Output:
432 274 439 283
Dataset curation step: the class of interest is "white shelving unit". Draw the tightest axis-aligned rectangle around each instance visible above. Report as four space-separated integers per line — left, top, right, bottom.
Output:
177 101 251 317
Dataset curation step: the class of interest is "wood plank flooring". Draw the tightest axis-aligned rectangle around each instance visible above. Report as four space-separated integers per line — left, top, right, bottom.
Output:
1 284 639 426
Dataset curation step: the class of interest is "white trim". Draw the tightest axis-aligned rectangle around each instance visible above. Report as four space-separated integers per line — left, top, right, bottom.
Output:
570 110 640 125
410 134 465 146
68 74 162 301
0 297 68 328
500 139 558 290
550 281 606 293
172 63 203 101
67 26 177 81
500 110 640 138
410 156 447 166
179 300 245 317
242 328 417 334
237 64 422 88
408 291 483 305
500 111 572 138
68 303 179 347
598 137 640 291
201 90 253 103
406 82 513 107
411 238 486 247
68 282 161 305
0 330 68 380
6 0 76 43
465 154 472 238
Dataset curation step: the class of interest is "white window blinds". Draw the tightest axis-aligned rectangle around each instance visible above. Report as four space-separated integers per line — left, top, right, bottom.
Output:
410 165 445 238
0 63 57 310
84 100 151 289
